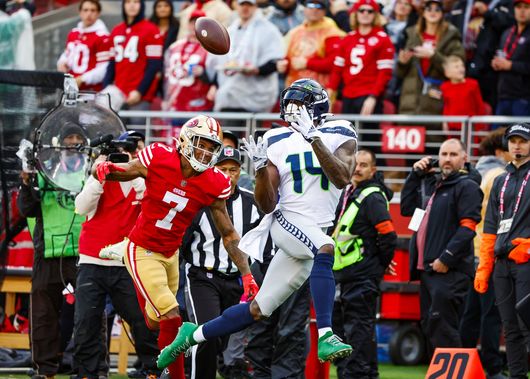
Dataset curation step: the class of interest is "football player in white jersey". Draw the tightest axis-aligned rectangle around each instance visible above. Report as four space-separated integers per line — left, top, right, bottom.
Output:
157 79 357 368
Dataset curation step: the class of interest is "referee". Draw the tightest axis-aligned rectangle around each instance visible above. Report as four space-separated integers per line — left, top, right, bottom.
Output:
180 146 273 379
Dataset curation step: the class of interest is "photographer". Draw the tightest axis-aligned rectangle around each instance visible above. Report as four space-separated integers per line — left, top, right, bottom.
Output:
16 127 85 379
400 139 483 349
73 131 160 379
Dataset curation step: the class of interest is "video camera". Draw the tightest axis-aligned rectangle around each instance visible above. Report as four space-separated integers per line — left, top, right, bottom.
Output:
90 134 140 163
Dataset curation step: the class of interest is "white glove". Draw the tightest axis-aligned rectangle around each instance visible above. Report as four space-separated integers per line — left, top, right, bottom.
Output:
291 105 322 142
241 135 268 171
99 239 127 263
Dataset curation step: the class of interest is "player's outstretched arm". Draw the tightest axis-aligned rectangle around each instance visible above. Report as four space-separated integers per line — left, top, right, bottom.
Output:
91 158 147 182
311 138 357 189
254 163 281 214
210 198 252 276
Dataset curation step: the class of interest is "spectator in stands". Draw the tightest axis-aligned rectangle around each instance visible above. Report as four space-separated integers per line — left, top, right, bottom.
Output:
73 132 160 379
101 0 163 126
57 0 110 91
0 1 35 70
276 0 345 87
474 123 530 379
150 0 179 53
266 0 305 35
332 149 397 379
459 128 509 379
492 0 530 118
163 9 213 113
329 0 352 32
397 0 464 145
177 0 232 40
180 146 272 379
385 0 414 48
17 128 86 379
327 0 394 152
400 139 483 349
206 0 284 113
449 0 514 110
440 55 485 134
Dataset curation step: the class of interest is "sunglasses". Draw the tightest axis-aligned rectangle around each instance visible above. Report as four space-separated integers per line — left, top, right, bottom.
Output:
424 4 443 12
358 7 375 13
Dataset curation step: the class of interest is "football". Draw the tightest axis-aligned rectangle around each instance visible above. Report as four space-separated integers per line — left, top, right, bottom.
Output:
195 17 231 55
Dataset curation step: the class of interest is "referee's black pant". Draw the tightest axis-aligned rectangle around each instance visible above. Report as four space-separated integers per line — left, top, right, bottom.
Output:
493 258 530 379
185 265 243 379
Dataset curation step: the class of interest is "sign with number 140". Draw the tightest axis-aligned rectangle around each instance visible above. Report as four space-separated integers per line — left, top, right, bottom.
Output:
382 126 426 153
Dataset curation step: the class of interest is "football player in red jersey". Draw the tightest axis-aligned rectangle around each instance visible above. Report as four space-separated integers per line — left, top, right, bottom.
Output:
57 0 110 91
92 115 259 379
101 0 163 116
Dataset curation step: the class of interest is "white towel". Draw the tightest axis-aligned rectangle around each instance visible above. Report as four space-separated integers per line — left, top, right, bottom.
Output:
239 211 275 262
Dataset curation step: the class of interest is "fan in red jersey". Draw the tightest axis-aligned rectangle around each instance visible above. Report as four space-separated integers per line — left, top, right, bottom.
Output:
101 0 163 122
91 115 259 379
327 0 394 150
57 0 110 91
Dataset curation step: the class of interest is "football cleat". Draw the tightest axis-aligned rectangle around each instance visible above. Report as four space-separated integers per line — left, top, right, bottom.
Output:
157 322 199 369
317 331 353 362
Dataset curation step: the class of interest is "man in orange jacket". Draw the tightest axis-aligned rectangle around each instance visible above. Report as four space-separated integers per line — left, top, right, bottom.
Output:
475 123 530 379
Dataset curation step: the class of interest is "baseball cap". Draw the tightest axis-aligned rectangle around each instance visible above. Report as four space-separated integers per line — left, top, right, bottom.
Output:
351 0 379 13
424 0 443 7
217 146 242 165
238 0 256 5
118 130 145 142
505 123 530 141
306 0 329 9
514 0 530 5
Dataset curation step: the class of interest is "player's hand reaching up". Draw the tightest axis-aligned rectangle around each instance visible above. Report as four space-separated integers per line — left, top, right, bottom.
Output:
241 135 268 171
240 273 259 302
291 105 322 142
95 161 127 183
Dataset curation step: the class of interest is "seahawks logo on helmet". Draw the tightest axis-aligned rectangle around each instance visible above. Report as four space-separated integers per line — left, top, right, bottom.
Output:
280 78 330 124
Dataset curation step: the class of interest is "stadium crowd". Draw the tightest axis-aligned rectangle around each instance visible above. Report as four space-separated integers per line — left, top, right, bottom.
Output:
1 0 530 378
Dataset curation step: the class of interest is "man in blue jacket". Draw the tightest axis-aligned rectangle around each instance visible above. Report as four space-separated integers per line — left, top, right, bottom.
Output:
400 138 483 349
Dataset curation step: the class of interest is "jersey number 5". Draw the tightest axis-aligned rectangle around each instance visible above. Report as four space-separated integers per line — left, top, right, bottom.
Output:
155 191 189 230
286 152 329 194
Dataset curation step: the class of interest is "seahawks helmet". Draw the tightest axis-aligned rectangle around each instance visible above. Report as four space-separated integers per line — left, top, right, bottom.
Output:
280 79 330 124
178 115 223 172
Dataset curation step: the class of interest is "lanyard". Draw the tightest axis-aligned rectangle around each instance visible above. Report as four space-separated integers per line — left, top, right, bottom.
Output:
503 26 522 60
499 169 530 218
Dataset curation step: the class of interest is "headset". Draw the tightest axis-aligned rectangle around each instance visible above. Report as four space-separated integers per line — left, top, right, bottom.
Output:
502 123 530 159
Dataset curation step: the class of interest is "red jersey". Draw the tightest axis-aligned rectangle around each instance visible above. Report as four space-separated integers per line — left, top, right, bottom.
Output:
328 27 394 99
163 38 213 112
128 143 231 256
108 20 163 100
441 78 485 130
58 19 110 91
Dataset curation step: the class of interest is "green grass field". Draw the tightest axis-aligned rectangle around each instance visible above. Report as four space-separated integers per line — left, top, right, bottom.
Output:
0 364 428 379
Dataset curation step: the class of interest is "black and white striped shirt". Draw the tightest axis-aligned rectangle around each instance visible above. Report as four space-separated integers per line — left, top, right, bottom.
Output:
181 186 274 275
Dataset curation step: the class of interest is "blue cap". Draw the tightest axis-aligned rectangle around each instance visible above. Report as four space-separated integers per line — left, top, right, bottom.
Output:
118 130 145 142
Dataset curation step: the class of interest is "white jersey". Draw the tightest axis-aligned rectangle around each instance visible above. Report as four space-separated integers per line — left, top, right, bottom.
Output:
264 120 357 227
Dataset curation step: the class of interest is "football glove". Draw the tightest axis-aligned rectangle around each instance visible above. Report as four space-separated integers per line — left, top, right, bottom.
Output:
99 239 127 263
291 105 323 142
96 161 127 183
240 273 259 302
474 233 496 293
241 135 268 171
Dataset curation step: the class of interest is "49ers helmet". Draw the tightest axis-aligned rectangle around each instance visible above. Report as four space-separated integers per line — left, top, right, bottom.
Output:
280 78 330 124
178 115 223 172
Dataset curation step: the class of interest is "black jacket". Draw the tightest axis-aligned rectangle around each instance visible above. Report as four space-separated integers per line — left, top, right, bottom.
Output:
401 163 483 280
484 160 530 258
497 25 530 100
333 176 397 283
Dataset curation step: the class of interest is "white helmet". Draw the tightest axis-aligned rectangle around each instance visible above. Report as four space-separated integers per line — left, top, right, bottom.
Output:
178 115 223 172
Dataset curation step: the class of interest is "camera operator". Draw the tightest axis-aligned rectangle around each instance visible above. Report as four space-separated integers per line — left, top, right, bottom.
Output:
16 126 86 379
475 124 530 379
400 138 483 349
73 131 161 379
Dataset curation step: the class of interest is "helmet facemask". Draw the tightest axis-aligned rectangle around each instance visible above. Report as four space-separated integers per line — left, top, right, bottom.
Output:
280 81 330 125
179 115 223 173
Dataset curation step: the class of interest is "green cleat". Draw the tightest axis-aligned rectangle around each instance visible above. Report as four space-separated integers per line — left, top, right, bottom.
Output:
157 322 199 369
317 331 353 363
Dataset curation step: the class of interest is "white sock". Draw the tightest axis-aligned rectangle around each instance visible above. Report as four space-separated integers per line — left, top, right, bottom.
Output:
192 325 206 343
318 327 332 338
